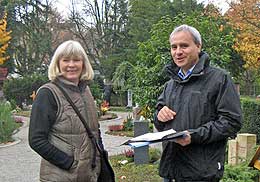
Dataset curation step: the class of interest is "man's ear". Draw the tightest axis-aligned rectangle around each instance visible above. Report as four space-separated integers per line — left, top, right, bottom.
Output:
197 44 202 53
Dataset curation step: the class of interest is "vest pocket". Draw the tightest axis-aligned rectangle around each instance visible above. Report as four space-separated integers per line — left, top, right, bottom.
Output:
79 136 92 160
49 134 74 157
70 146 79 169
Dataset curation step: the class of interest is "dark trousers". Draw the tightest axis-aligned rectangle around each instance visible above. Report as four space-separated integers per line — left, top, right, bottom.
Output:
163 179 173 182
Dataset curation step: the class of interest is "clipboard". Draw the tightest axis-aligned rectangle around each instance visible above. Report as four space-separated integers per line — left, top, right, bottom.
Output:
121 129 190 146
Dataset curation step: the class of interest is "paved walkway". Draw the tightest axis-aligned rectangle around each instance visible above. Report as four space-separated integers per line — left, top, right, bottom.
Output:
0 112 134 182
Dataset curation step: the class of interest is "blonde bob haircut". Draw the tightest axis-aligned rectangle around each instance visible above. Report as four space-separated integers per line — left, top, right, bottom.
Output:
48 40 94 81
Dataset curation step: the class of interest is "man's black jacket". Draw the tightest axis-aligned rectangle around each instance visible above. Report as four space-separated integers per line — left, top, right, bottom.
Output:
154 51 242 181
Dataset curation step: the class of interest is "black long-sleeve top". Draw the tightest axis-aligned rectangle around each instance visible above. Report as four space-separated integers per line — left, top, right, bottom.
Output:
29 88 74 170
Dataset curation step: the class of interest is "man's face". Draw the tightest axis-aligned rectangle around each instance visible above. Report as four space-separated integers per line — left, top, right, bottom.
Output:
170 31 201 73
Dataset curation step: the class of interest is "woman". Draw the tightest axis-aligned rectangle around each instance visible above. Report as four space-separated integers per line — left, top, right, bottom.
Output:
29 40 103 181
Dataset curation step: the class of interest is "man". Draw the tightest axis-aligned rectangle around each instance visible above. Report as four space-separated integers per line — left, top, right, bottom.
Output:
154 24 242 182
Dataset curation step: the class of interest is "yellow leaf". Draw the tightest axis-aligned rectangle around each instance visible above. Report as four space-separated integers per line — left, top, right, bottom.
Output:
0 12 11 65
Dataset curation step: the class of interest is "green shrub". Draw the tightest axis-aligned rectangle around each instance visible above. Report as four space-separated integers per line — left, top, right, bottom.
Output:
240 97 260 143
0 102 20 143
89 81 103 102
122 115 133 131
110 90 127 106
221 162 259 182
3 73 48 107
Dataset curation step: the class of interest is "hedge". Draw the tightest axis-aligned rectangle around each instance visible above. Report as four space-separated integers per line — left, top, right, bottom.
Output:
240 97 260 143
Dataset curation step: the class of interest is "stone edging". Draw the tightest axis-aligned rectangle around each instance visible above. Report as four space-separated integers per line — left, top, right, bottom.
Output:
0 137 21 148
99 116 122 123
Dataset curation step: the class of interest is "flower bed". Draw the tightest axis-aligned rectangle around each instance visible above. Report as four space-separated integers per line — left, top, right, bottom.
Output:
108 124 124 131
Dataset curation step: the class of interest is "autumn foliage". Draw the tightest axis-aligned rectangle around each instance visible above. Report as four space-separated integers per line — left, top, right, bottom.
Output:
0 12 11 65
226 0 260 70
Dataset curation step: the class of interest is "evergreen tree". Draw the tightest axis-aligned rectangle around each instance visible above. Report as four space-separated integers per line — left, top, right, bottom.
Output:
2 0 52 76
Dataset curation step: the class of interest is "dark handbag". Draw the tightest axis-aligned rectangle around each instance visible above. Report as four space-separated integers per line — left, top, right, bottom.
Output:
53 82 115 182
97 149 115 182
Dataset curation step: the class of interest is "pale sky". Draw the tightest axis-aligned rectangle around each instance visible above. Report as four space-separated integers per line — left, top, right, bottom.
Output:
55 0 71 18
197 0 231 14
55 0 231 18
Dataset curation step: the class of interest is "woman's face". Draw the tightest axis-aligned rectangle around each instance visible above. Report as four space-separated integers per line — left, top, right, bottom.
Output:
58 57 84 84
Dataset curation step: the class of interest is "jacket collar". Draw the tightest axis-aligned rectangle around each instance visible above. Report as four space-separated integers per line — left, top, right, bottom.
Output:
165 51 210 82
53 76 88 92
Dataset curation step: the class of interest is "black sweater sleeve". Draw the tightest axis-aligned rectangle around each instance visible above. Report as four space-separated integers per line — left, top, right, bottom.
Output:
28 88 74 170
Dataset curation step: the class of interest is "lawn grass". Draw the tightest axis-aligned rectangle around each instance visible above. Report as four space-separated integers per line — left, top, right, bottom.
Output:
110 106 133 112
106 130 134 137
14 110 31 117
109 153 260 182
110 149 162 182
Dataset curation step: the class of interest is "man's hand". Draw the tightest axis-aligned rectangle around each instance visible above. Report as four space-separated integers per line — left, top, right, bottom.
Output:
157 106 176 122
174 131 191 146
